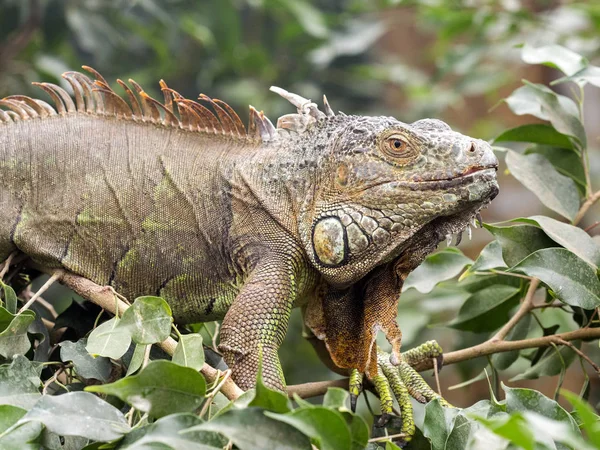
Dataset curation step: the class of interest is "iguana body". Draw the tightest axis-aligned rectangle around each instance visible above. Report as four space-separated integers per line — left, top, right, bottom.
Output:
0 69 498 442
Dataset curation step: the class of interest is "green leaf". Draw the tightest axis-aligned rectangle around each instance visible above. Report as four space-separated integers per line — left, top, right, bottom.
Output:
561 390 600 447
446 285 520 332
0 283 17 315
189 407 311 450
422 398 459 449
20 391 130 441
266 407 352 450
60 339 111 382
521 411 594 450
323 387 349 411
491 314 532 370
493 123 574 149
0 405 26 433
0 355 40 409
521 44 588 76
511 248 600 309
511 342 579 381
86 317 131 359
86 360 206 418
248 366 291 414
119 296 173 345
504 385 579 432
0 309 35 358
462 240 506 276
402 248 473 293
474 413 535 450
344 411 369 450
505 150 580 221
556 65 600 88
0 420 43 449
484 223 557 267
513 215 600 268
525 145 586 192
504 82 586 148
125 343 146 377
119 413 225 449
173 333 205 371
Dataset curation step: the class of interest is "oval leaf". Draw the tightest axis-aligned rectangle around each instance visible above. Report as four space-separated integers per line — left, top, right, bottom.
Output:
60 339 111 382
20 391 129 442
86 360 206 418
446 285 521 332
505 150 580 221
119 296 173 345
190 407 311 450
511 248 600 309
493 124 574 149
266 407 352 450
403 248 473 294
86 317 131 359
514 215 600 268
173 333 205 371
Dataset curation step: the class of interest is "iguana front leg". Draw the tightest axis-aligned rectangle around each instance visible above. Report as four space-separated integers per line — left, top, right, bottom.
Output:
218 256 296 390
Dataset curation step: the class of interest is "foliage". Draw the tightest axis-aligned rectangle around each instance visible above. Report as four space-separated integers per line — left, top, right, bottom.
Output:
1 1 600 449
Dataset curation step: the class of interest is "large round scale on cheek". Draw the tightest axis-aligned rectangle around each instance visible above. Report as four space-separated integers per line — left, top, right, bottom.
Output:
312 217 347 266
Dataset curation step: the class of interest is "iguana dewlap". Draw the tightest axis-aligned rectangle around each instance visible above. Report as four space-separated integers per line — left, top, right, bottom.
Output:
0 69 498 393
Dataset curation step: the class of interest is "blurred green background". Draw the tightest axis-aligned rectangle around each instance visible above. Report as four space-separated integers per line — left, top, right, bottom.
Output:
2 0 600 413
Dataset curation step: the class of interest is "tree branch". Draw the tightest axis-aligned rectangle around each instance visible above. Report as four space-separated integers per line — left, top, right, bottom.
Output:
491 278 539 342
288 325 600 398
574 189 600 225
39 267 244 401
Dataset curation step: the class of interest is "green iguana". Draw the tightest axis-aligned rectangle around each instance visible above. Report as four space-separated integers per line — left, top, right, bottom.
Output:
0 68 498 444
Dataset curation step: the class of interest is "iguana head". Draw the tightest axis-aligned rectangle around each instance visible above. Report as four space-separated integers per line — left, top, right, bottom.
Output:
272 88 498 287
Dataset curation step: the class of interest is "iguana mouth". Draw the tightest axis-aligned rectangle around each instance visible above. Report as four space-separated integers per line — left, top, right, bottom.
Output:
402 167 497 190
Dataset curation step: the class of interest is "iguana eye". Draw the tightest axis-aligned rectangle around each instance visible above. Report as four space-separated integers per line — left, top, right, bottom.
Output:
381 134 416 161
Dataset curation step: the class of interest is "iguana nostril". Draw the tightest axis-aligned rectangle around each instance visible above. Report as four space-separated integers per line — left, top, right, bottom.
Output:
468 142 476 153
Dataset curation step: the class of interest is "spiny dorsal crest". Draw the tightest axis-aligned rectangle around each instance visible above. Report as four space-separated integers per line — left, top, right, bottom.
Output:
0 67 336 143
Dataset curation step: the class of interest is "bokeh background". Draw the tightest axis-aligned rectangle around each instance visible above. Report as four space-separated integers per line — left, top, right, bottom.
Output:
2 0 599 417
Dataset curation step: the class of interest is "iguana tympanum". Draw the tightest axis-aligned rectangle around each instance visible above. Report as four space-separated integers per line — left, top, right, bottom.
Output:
0 68 498 444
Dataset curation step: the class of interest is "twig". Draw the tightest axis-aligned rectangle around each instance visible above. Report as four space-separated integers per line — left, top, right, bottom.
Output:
487 270 533 280
584 221 600 233
287 378 350 398
212 322 220 353
18 271 62 313
199 369 232 418
433 356 442 396
142 344 151 369
368 433 407 443
0 251 17 280
491 278 539 342
574 190 600 225
34 266 244 401
553 337 600 375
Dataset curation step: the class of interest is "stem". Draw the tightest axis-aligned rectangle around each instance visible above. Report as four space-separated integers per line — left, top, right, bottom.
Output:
553 337 600 374
574 190 600 225
491 278 539 342
18 271 62 313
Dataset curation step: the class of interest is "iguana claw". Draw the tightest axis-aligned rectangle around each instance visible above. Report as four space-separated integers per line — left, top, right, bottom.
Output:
350 340 453 444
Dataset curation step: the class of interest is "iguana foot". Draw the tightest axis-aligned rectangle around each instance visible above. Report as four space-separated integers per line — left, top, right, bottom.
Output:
350 340 452 447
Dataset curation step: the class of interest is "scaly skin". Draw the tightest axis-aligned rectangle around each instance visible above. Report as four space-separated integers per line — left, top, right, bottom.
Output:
0 70 498 441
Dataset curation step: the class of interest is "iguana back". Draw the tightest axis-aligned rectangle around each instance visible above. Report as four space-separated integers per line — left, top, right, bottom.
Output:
0 73 315 324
